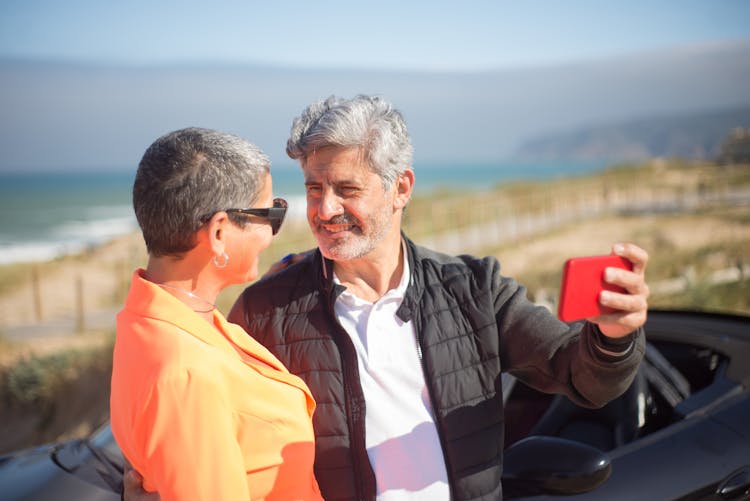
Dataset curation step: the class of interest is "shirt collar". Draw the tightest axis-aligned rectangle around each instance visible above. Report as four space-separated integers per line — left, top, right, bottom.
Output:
334 239 410 304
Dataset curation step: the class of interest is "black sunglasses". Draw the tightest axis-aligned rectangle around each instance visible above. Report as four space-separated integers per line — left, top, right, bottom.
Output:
225 197 288 235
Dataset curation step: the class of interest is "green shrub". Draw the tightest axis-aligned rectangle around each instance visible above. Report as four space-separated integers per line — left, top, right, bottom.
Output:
1 338 114 407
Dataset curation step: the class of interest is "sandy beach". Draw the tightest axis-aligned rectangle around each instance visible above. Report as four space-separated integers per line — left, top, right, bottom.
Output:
0 232 145 351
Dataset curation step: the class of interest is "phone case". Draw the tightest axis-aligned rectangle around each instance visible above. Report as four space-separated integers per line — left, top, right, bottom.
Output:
557 254 633 322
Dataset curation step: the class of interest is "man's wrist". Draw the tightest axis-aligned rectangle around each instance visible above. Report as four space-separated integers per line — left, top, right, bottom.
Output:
593 327 635 359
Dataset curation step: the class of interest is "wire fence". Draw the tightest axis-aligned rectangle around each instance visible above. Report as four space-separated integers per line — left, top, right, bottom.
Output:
2 178 748 337
406 181 748 255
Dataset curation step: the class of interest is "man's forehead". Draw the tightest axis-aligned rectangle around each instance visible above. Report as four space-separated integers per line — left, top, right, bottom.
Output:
302 150 374 183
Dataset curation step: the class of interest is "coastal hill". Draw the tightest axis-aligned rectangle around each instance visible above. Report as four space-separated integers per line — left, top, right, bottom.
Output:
2 41 749 170
514 106 750 162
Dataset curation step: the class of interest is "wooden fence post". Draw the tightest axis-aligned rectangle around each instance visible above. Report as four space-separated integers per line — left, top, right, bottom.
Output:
31 265 43 322
75 275 85 333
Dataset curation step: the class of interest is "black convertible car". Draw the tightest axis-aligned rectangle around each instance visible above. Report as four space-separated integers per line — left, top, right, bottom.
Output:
1 310 749 500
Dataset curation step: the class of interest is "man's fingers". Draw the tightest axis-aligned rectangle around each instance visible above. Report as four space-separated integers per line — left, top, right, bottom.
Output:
123 468 143 489
604 267 650 297
123 468 161 501
613 242 649 274
262 251 313 278
600 288 649 313
593 309 648 335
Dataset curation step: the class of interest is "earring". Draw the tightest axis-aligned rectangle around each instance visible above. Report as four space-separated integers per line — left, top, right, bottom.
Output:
213 251 229 268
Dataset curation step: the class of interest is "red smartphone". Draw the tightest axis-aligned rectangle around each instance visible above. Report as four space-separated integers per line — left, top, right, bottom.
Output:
557 254 633 322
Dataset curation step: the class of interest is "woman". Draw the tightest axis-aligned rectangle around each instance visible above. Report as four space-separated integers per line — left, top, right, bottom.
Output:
110 127 322 500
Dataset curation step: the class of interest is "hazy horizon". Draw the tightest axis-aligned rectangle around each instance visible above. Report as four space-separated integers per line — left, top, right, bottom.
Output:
2 40 750 172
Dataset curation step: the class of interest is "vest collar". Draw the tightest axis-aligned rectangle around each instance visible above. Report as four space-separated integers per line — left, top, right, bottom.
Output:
313 232 423 322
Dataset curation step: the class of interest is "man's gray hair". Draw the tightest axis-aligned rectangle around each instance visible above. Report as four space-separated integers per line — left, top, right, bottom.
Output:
286 95 413 189
133 127 270 257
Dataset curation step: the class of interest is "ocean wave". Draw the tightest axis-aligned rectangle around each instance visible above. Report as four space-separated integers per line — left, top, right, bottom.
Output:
52 214 137 241
284 195 307 222
0 213 138 265
0 240 90 265
0 198 309 265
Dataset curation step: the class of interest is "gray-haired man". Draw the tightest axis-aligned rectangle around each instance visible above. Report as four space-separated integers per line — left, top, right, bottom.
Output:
127 95 649 500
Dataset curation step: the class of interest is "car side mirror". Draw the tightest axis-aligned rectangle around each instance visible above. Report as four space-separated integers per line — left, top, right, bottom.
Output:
502 435 612 497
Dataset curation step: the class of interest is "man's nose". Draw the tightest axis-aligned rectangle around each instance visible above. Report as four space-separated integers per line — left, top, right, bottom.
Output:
317 190 344 221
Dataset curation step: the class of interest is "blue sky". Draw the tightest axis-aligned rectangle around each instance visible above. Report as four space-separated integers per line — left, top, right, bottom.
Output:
1 0 749 71
1 0 749 171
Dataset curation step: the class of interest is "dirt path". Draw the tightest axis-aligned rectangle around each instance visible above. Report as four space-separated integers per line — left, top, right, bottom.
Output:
494 209 750 280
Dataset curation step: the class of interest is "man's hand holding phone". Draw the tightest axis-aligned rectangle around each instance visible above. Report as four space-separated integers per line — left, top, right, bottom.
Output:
558 243 650 338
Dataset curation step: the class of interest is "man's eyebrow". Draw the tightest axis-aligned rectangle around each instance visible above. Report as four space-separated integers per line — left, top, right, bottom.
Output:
304 178 360 186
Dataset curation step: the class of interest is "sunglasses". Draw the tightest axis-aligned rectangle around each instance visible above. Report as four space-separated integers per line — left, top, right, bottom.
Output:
225 197 288 235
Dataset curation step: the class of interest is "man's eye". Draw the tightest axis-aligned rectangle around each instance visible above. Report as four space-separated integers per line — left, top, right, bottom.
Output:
306 186 321 195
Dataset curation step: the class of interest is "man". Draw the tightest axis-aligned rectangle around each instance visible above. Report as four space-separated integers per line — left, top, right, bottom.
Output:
127 95 649 500
228 95 648 500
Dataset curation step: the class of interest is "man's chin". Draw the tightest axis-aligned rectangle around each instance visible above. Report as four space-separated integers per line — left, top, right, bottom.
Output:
318 244 347 261
315 229 350 247
318 240 369 262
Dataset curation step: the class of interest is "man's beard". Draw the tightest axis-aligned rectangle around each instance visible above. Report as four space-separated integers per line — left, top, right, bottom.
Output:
313 208 392 261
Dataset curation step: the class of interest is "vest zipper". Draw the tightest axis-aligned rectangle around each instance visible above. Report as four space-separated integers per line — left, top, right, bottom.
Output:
327 285 377 501
412 314 457 500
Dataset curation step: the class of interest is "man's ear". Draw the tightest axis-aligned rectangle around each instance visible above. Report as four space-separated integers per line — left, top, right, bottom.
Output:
393 169 414 210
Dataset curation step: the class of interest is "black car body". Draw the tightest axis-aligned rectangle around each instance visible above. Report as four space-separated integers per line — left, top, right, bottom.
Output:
1 310 748 500
0 424 122 500
504 310 750 500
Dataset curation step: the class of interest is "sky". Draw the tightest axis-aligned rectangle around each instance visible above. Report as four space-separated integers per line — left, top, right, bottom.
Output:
1 0 749 71
1 0 749 172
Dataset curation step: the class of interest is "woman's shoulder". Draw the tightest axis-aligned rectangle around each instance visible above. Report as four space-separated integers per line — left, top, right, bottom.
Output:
115 319 227 382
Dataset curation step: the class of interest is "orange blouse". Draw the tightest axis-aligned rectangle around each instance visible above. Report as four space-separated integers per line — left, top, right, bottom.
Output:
110 270 322 500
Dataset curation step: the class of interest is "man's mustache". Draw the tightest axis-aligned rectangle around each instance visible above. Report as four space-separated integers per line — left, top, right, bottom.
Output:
315 214 358 226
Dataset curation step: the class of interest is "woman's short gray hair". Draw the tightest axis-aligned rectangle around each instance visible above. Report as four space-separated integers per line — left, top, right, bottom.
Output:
133 127 270 257
286 95 413 189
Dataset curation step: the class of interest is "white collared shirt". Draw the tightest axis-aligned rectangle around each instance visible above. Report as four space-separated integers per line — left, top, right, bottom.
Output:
334 247 450 500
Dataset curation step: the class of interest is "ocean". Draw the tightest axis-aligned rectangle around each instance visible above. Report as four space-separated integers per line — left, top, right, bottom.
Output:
0 160 608 265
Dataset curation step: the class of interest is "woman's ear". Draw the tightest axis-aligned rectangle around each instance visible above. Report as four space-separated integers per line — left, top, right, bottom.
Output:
393 169 414 210
204 211 229 257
